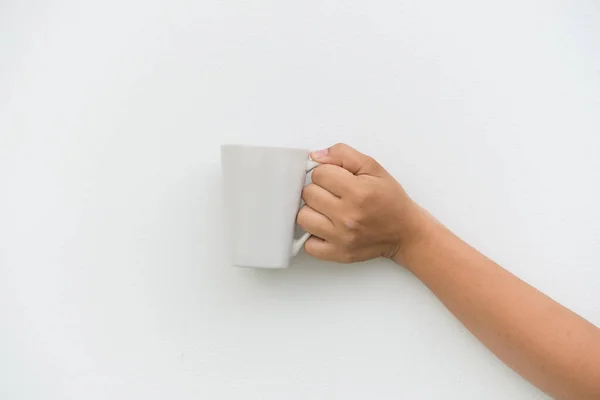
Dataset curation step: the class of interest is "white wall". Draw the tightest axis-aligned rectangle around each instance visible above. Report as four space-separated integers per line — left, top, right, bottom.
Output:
1 0 599 399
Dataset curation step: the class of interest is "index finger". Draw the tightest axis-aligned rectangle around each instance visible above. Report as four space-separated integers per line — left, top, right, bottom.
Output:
311 143 375 175
311 164 355 197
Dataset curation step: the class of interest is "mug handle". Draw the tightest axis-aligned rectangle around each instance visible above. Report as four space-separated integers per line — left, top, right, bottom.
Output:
291 159 320 256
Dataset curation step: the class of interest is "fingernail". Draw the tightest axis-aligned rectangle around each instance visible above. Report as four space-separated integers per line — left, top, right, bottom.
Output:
311 148 328 158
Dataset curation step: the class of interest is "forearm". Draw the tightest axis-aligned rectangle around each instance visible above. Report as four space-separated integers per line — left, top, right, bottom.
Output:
398 215 600 400
300 144 600 398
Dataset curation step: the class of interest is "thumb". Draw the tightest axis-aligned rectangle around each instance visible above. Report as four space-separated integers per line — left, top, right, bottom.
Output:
311 143 378 176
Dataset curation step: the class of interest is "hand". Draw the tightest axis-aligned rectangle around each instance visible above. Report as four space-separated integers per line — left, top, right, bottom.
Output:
298 144 600 400
297 143 431 264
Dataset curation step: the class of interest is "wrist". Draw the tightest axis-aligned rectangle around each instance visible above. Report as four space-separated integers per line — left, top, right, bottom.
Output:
391 204 440 269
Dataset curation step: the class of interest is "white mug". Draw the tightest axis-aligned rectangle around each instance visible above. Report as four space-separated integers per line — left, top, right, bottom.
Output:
221 145 319 268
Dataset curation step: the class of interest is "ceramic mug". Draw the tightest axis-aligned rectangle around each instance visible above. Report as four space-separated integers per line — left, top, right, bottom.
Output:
221 144 319 268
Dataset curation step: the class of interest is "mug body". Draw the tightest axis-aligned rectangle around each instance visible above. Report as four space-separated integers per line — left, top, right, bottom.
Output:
221 145 310 268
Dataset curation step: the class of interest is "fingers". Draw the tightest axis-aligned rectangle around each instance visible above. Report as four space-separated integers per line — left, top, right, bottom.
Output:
302 182 339 217
296 205 335 240
311 164 355 197
311 143 379 176
303 236 340 262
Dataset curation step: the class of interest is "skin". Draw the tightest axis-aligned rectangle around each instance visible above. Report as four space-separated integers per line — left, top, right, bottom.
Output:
298 143 600 400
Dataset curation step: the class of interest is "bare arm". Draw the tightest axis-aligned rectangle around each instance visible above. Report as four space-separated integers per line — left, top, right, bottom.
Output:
400 217 600 399
299 143 600 400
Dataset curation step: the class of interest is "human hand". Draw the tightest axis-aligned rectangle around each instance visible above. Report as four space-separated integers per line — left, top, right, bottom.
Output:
297 143 432 264
300 146 600 400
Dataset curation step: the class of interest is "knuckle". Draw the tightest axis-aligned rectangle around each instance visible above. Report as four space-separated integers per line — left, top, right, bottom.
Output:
365 156 383 172
364 155 376 165
310 165 327 183
344 209 366 226
304 239 318 256
343 217 358 231
301 183 316 200
362 155 380 171
296 206 309 226
331 143 352 155
313 164 335 178
332 142 348 151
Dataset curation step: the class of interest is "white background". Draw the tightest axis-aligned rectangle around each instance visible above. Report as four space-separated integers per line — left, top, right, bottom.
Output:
1 0 599 399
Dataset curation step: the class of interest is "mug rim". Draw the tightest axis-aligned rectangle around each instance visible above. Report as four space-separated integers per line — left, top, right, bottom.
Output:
221 144 310 153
